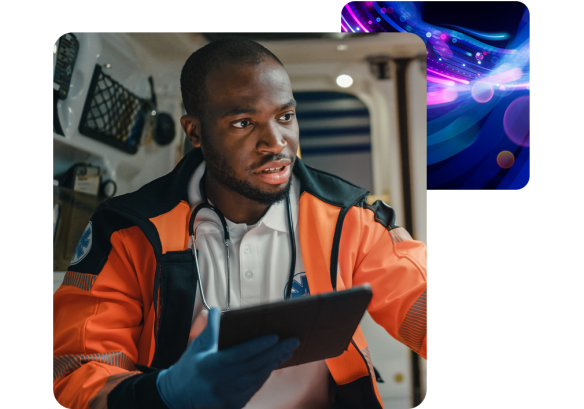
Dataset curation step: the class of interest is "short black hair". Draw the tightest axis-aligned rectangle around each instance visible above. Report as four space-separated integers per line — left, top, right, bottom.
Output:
180 36 284 118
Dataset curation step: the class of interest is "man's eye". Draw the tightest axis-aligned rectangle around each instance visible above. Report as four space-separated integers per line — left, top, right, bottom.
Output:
279 113 294 122
233 120 251 129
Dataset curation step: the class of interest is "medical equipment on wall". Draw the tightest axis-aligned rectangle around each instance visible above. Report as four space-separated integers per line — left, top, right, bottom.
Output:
188 175 296 312
57 163 117 199
147 76 177 146
78 64 150 154
54 33 79 136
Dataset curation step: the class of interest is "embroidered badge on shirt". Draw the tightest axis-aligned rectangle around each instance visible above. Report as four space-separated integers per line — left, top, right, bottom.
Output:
284 272 310 299
70 222 92 265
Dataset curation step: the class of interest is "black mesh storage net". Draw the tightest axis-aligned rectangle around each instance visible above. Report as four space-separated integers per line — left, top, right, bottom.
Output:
79 64 150 154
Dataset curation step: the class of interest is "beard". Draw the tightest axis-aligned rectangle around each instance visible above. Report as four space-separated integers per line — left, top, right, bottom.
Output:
200 125 293 206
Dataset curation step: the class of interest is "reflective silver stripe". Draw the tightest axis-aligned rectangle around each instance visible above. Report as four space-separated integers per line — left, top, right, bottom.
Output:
390 227 413 244
398 290 427 353
61 271 97 291
53 351 135 382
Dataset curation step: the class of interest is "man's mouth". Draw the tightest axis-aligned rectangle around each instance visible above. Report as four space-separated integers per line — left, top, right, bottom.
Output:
260 166 286 174
253 159 292 173
252 159 292 185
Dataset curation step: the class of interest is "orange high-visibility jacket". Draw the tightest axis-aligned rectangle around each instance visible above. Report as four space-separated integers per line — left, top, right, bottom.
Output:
54 148 427 409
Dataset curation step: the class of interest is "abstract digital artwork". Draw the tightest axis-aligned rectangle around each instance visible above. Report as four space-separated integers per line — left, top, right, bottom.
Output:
342 2 530 189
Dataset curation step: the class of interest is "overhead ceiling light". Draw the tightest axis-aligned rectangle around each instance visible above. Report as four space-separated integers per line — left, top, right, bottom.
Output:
337 44 348 51
336 74 353 88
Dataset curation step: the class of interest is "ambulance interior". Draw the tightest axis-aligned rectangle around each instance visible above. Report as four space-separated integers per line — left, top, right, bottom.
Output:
53 32 427 408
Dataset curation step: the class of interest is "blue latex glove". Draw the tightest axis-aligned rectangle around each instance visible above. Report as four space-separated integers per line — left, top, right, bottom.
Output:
156 307 299 409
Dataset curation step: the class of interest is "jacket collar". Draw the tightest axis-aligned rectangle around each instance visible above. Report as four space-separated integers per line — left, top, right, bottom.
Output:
186 159 300 234
112 147 369 219
292 158 369 207
180 148 369 208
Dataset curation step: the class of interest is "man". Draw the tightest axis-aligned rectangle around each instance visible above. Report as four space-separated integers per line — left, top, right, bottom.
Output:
53 37 427 409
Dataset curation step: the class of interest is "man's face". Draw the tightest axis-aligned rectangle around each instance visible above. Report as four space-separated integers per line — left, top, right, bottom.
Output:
197 59 299 205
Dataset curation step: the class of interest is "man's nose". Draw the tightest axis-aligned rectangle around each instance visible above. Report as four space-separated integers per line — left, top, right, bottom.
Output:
256 121 287 154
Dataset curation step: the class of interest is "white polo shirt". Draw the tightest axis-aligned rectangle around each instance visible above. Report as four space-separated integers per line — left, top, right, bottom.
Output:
187 161 331 409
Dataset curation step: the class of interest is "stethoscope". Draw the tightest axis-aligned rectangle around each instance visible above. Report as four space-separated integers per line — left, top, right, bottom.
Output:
188 172 296 313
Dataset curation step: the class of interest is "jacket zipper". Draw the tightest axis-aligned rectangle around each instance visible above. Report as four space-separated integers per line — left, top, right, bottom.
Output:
351 339 383 409
329 194 368 291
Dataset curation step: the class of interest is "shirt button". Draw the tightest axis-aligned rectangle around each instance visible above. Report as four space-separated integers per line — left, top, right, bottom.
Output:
243 246 250 254
244 270 253 279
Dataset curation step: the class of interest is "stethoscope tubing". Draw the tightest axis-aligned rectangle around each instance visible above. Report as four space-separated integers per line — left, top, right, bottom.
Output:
190 173 296 313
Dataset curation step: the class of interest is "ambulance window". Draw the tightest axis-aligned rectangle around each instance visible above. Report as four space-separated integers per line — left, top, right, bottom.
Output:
295 91 373 193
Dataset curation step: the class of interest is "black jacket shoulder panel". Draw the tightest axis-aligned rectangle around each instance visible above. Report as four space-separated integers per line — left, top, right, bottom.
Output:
67 205 137 275
107 148 203 219
362 199 397 230
293 160 369 207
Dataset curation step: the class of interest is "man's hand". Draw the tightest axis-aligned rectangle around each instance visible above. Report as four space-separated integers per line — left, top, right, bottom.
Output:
156 307 299 409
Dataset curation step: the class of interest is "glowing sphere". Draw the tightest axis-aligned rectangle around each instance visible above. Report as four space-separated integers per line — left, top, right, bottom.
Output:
497 151 515 168
440 34 446 40
368 20 372 24
426 32 431 38
483 51 487 55
452 38 457 43
471 81 494 103
376 17 381 22
336 74 353 88
503 96 530 146
380 7 387 13
499 85 506 91
400 15 406 22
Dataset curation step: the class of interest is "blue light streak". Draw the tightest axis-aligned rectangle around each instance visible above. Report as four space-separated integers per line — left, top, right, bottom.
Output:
372 2 406 32
341 14 355 32
443 25 509 40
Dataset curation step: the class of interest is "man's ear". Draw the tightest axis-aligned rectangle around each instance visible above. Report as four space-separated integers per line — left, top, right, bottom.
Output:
180 115 203 148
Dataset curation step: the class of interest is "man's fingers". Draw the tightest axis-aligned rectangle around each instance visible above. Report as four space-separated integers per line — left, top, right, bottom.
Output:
217 334 280 364
222 338 299 376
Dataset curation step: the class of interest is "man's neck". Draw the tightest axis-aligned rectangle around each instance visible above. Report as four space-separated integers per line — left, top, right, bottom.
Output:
203 171 269 225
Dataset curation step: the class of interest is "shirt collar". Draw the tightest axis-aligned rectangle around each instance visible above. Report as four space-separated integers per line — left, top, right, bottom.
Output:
187 161 299 235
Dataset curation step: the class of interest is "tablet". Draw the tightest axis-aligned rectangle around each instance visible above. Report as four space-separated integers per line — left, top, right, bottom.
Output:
218 285 373 369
